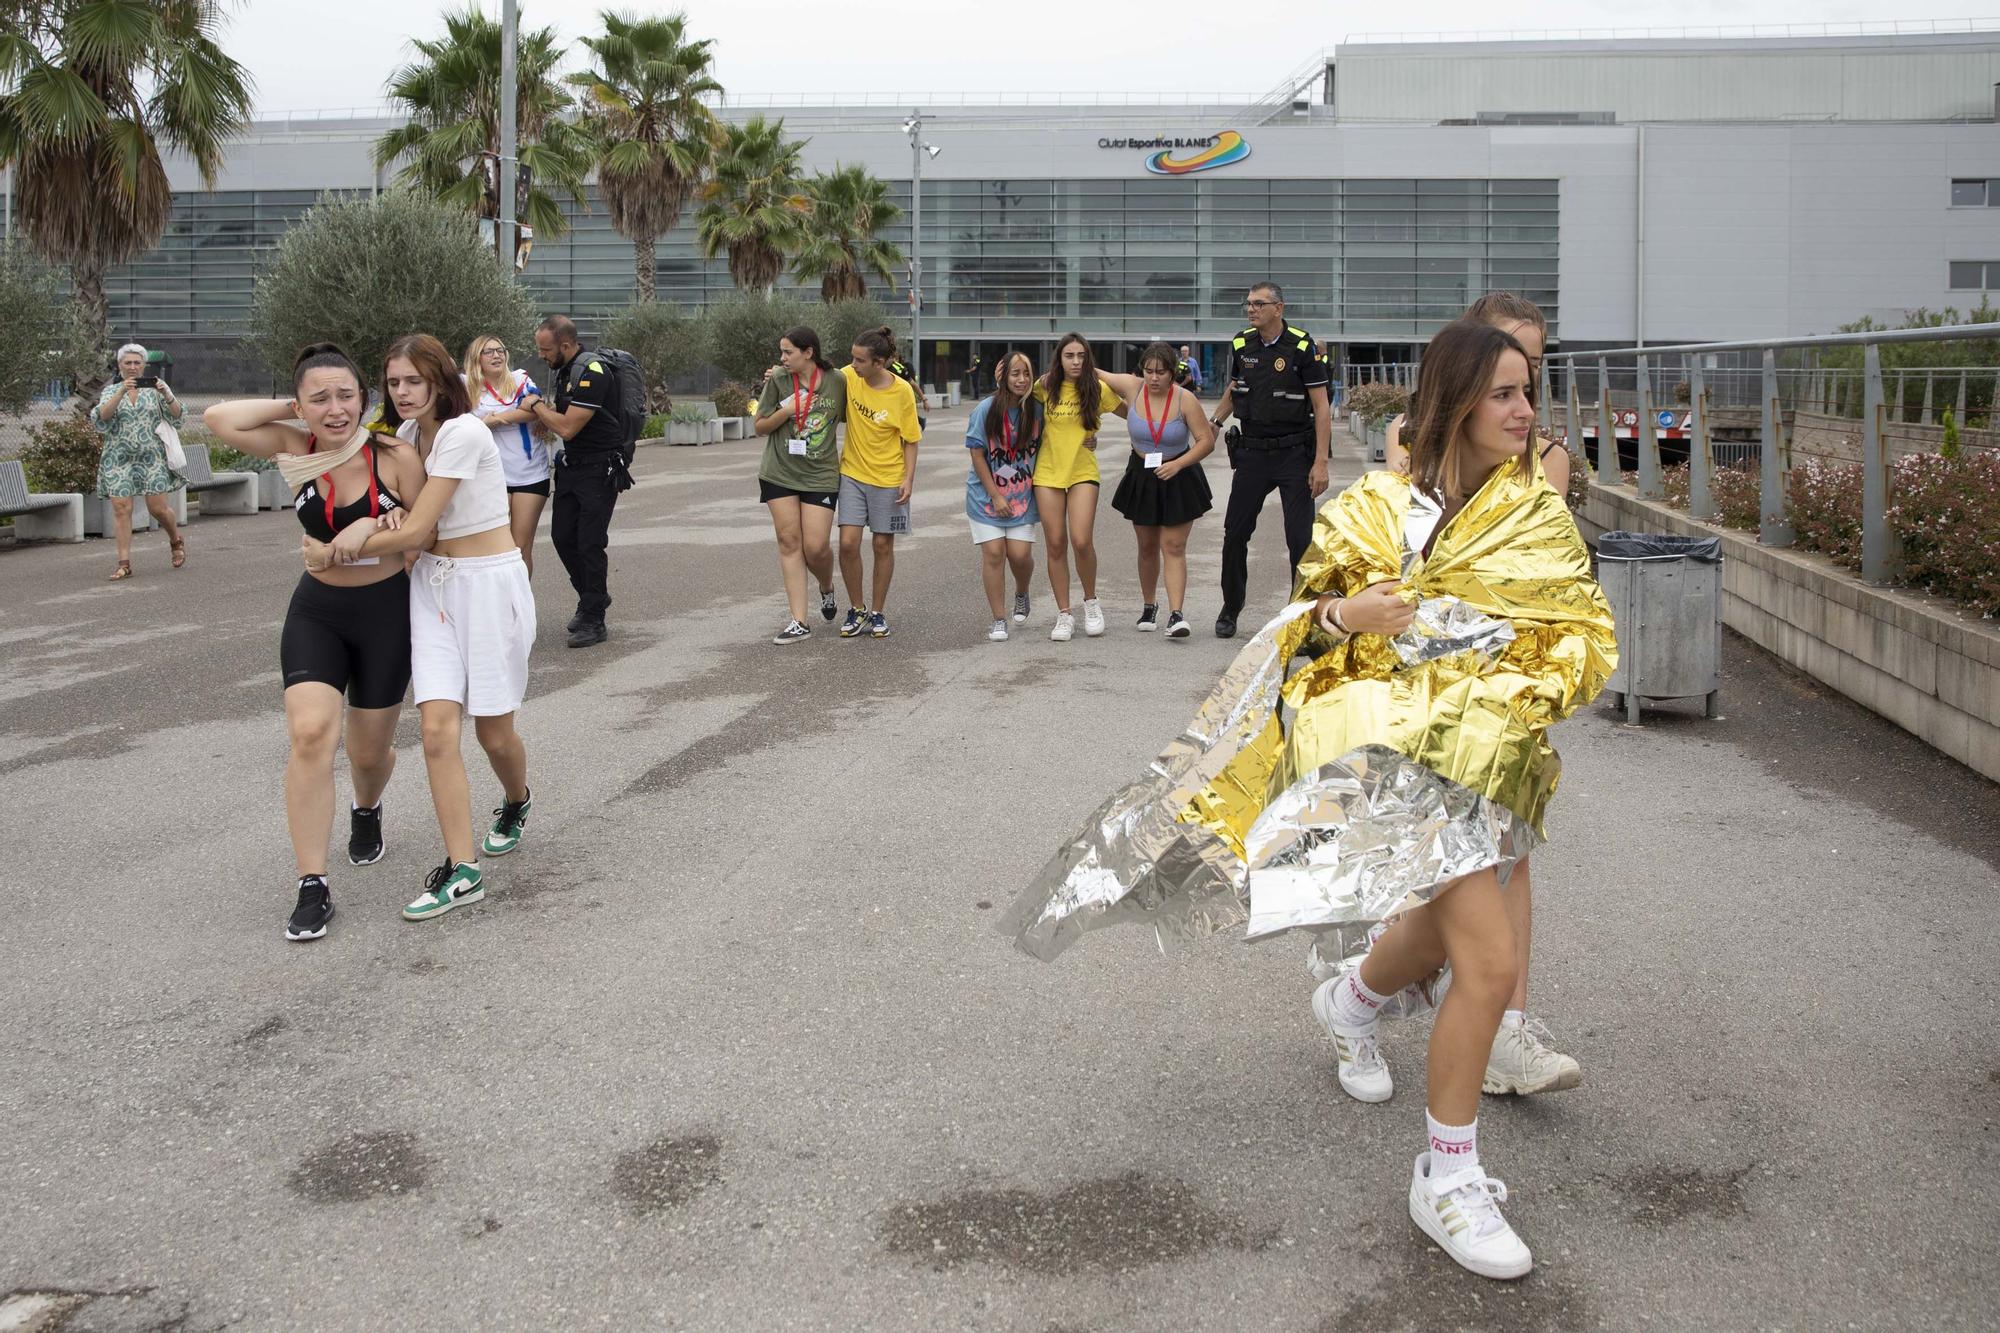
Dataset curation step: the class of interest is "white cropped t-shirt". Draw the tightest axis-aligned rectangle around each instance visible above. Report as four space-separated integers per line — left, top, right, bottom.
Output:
400 415 509 540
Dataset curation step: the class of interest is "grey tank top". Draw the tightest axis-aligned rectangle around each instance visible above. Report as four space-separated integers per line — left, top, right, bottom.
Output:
1125 387 1192 460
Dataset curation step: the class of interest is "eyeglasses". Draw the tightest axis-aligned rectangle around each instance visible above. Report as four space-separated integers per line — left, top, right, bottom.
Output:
1243 299 1277 310
481 346 506 356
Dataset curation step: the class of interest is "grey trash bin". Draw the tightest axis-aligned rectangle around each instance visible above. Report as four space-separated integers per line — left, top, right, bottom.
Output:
1597 531 1722 725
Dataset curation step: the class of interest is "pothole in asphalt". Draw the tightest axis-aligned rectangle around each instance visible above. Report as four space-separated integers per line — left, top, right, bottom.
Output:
880 1171 1273 1275
286 1130 432 1203
611 1133 723 1214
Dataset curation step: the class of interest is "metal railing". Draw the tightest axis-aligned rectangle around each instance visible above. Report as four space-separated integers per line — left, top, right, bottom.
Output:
1340 19 2000 43
1539 321 2000 583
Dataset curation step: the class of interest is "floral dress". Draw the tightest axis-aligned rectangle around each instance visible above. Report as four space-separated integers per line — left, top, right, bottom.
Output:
93 384 186 498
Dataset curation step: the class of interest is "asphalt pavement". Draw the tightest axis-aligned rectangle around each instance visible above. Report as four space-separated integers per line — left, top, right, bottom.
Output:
2 410 1997 1331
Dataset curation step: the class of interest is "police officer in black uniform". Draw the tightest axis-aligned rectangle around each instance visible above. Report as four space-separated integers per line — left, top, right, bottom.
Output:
530 314 628 648
1208 282 1331 638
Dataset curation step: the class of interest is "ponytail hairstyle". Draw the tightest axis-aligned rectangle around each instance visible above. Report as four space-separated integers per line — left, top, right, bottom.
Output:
782 325 834 373
984 350 1042 451
1406 319 1535 505
380 332 473 428
292 342 369 401
852 324 898 369
1463 291 1548 347
1041 333 1102 431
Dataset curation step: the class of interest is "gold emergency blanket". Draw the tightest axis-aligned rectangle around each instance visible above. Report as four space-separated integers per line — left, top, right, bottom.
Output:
1003 460 1617 962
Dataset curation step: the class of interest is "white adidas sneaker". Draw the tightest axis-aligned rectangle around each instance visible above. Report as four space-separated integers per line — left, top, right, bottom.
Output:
1310 976 1393 1103
1408 1152 1533 1280
1484 1017 1582 1095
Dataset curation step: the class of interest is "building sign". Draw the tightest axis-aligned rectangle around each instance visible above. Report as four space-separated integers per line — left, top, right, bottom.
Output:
1097 130 1252 176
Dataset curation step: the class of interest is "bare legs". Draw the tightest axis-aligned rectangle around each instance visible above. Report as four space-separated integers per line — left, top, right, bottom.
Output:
1506 859 1533 1011
769 497 835 623
1134 521 1196 613
1035 483 1100 612
109 493 184 568
508 491 547 578
282 686 399 879
1356 869 1518 1126
421 699 529 866
979 538 1036 619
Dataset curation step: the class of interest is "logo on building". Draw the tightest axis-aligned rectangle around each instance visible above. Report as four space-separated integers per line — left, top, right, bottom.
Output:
1097 130 1251 176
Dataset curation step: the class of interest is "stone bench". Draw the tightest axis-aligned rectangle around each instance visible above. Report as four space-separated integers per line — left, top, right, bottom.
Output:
180 443 259 516
0 459 84 543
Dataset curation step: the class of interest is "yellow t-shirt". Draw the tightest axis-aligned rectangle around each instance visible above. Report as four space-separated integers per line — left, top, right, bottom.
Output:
1032 379 1123 489
839 365 922 488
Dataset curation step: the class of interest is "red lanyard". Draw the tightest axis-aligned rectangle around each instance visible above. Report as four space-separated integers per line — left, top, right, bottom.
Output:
1141 387 1171 448
792 367 821 433
321 443 380 530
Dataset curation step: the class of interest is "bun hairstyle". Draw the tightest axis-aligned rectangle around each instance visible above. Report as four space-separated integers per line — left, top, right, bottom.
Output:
852 325 898 365
292 342 369 399
782 325 834 373
1463 291 1548 341
380 332 473 428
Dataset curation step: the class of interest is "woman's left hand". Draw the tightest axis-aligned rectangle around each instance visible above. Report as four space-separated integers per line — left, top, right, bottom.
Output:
329 518 377 564
1155 457 1184 481
301 536 332 573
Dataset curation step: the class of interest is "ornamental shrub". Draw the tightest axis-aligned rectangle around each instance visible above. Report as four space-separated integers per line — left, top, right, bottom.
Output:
246 190 540 389
1345 381 1410 427
701 293 818 387
1888 451 2000 616
20 414 100 493
603 301 707 411
710 381 753 417
0 246 93 415
1786 459 1865 568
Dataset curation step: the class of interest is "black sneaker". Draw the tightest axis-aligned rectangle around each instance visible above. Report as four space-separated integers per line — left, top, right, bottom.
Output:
773 619 812 645
347 802 384 866
1165 611 1191 638
1136 603 1159 632
567 620 607 648
566 610 588 635
1214 613 1238 639
287 876 333 941
819 589 839 622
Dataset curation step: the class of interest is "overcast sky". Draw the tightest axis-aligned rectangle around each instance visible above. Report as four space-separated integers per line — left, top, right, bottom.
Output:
234 0 1998 117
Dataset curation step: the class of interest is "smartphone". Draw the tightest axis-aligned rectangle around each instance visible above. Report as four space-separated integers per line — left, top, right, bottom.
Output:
134 375 158 388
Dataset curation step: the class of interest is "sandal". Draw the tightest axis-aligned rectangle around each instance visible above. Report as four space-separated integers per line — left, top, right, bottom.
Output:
108 561 133 581
170 536 187 569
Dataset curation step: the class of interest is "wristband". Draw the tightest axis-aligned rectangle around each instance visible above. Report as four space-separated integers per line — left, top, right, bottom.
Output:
1329 598 1352 635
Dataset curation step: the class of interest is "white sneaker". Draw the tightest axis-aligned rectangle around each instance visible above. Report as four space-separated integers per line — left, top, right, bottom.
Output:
1484 1017 1582 1095
986 618 1009 642
1310 976 1393 1103
1082 598 1106 636
1409 1153 1533 1280
1050 611 1075 642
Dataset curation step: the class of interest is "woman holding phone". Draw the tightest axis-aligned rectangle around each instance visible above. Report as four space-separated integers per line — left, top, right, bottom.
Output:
93 342 188 580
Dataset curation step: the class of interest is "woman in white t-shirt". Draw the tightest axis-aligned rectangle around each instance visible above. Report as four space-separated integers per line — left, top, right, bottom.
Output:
462 333 552 575
305 333 537 923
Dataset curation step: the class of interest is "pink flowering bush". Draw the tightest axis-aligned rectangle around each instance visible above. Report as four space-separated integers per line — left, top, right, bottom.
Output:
1888 452 2000 616
1787 460 1865 568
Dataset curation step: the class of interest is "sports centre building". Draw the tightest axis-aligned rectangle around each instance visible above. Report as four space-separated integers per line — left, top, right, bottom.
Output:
7 27 2000 390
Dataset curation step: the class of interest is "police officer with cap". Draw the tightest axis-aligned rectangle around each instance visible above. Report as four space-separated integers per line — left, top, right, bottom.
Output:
1208 282 1330 638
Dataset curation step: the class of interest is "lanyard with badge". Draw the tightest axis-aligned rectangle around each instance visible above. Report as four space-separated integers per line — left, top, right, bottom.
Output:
789 368 821 455
1141 386 1170 469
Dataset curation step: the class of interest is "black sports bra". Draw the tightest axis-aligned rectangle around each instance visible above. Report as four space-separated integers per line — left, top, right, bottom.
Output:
294 443 402 542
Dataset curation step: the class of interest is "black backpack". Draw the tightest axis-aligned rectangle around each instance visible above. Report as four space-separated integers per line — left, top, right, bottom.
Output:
588 346 648 462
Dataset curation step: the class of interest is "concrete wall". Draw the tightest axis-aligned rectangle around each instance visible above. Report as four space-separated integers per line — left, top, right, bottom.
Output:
1577 483 2000 783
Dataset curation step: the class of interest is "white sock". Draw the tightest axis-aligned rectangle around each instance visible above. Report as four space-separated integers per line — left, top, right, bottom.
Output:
1330 971 1391 1029
352 800 379 813
1426 1111 1480 1188
1502 1009 1526 1029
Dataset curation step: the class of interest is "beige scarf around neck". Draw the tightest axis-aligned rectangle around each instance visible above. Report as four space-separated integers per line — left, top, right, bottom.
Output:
274 424 378 492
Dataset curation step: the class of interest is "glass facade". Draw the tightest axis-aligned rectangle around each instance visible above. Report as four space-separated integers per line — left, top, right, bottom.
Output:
105 177 1559 346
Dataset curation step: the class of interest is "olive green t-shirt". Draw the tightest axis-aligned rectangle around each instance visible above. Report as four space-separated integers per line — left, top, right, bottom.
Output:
756 367 848 492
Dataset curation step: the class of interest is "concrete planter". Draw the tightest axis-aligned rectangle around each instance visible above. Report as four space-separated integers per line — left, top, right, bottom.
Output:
82 495 152 536
721 417 746 440
256 470 291 510
946 381 962 407
706 420 725 444
666 421 706 446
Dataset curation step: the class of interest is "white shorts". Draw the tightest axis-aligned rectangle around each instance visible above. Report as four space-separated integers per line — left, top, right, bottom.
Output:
967 516 1038 546
410 550 536 716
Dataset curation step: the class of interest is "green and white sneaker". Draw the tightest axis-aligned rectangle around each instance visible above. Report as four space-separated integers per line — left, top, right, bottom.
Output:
403 859 484 921
481 791 532 857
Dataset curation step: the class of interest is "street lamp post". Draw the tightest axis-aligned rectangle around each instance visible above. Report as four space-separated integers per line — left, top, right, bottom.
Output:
497 0 518 270
904 111 939 390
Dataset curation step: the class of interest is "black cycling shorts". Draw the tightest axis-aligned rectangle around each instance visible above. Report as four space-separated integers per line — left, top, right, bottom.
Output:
279 571 412 709
507 479 551 497
759 479 837 508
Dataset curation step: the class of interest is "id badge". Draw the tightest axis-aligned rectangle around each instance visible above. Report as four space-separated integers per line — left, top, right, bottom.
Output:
788 437 808 456
1144 452 1163 470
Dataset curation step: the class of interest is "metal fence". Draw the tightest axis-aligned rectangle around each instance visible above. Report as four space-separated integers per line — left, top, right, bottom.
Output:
1538 321 2000 584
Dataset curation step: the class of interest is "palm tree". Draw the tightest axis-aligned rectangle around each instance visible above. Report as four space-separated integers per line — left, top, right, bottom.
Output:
793 166 904 303
694 116 808 297
0 0 252 364
568 11 722 302
373 5 591 260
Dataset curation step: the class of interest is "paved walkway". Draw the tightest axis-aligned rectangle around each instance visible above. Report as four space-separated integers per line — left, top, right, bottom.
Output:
2 414 1996 1330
